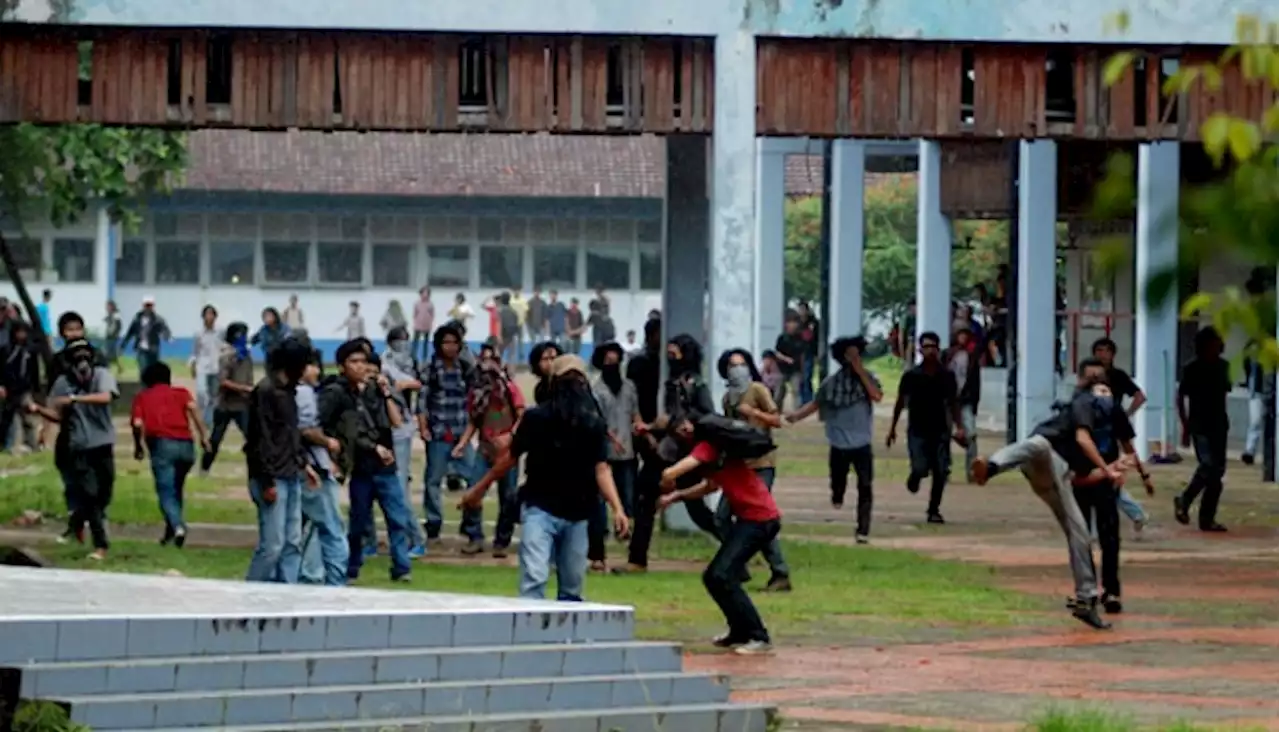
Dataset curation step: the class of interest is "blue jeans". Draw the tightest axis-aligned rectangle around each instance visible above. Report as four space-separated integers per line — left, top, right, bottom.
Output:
519 504 588 601
198 374 219 429
246 476 304 583
347 469 413 580
800 355 815 405
148 437 194 534
588 459 636 562
136 350 159 375
1116 488 1147 524
468 451 520 547
300 473 349 586
363 435 425 550
423 437 476 540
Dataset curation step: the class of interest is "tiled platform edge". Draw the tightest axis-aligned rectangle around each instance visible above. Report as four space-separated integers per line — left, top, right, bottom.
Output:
1 597 772 731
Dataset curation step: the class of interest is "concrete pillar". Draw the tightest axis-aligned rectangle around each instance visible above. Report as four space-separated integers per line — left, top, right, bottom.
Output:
754 140 787 357
1015 140 1059 439
1133 142 1180 457
915 140 951 349
827 139 866 370
662 135 709 346
94 207 114 304
707 29 757 408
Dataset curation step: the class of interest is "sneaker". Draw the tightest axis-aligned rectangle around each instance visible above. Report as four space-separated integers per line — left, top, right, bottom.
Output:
762 576 792 593
1241 453 1255 466
589 560 608 573
610 564 647 576
733 640 775 656
1101 594 1124 614
1172 496 1190 525
712 632 744 648
460 540 486 556
970 456 990 486
1132 519 1146 540
906 481 921 495
926 512 946 525
87 549 107 562
407 545 426 559
491 545 509 559
1069 598 1112 630
392 573 412 583
855 533 869 545
362 543 379 559
173 526 187 549
1200 523 1228 533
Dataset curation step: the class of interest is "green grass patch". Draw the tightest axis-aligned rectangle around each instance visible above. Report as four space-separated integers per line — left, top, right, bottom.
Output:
1029 709 1267 732
37 532 1040 646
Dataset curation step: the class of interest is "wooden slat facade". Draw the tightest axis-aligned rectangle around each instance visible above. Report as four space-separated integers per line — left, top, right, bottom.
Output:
0 26 1270 138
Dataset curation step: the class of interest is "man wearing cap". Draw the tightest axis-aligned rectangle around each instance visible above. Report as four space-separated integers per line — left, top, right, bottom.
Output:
122 296 172 375
462 354 628 600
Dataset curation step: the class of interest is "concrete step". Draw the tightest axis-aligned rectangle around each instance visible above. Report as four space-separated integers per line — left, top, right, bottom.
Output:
54 672 730 729
17 641 682 697
124 701 776 732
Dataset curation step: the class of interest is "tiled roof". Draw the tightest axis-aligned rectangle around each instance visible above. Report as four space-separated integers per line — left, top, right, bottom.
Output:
180 130 881 199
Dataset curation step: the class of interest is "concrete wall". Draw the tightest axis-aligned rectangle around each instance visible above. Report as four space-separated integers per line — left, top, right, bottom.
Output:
34 0 1274 45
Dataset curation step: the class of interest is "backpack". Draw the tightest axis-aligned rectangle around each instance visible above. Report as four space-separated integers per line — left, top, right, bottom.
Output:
694 413 776 461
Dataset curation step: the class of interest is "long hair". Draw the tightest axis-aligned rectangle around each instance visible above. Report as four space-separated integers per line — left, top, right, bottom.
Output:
548 373 605 447
668 333 703 375
715 348 762 382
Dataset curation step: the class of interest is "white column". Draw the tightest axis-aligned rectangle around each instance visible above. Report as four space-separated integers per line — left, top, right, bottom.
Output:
1133 142 1180 458
707 29 756 407
828 139 866 371
94 207 114 304
915 140 951 349
754 140 787 357
1016 139 1059 439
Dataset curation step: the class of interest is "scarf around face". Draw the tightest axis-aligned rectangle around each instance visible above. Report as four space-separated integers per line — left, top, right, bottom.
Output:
724 364 752 412
818 366 866 419
469 360 509 422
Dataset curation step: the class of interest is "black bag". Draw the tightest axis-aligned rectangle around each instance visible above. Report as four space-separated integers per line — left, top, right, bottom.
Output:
694 414 775 461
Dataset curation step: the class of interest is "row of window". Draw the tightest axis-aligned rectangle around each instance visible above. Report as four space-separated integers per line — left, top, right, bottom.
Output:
2 228 665 291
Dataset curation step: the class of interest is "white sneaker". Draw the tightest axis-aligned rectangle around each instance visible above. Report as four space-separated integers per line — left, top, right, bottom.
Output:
733 640 774 655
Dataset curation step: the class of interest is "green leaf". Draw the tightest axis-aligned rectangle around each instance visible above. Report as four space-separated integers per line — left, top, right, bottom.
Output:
1200 114 1233 165
1263 103 1279 134
1180 292 1216 319
1161 66 1201 96
1102 51 1136 86
1225 119 1262 162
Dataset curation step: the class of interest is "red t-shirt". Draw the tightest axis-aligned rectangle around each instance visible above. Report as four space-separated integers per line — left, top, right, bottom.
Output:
131 385 195 441
690 442 781 522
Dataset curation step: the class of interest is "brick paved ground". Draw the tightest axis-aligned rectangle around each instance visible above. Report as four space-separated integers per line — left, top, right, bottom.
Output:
688 425 1279 731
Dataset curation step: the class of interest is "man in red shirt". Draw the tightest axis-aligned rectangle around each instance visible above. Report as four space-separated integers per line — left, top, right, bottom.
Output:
659 421 780 655
131 362 210 548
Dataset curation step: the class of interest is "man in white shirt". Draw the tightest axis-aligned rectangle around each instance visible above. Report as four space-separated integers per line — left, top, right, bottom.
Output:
282 294 305 330
190 305 224 427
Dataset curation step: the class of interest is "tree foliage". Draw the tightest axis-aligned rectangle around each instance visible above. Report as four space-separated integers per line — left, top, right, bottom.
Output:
1094 14 1278 372
783 175 1008 324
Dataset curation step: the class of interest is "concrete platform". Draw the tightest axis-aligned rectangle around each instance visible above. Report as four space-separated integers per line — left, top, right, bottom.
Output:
0 568 773 731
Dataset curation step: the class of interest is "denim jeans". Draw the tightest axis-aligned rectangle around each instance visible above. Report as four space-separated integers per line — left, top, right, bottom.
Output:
347 468 413 581
1116 488 1147 524
202 409 250 472
246 476 304 583
587 459 636 562
799 355 815 405
197 374 219 429
704 518 779 643
1244 394 1264 457
469 451 520 547
136 350 159 375
423 437 476 540
712 468 790 580
300 473 350 586
148 437 194 534
959 404 978 479
365 436 424 550
519 504 589 601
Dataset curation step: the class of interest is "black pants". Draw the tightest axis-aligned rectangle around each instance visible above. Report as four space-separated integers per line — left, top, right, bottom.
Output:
704 518 780 643
627 457 719 568
589 460 637 562
907 432 951 515
1073 481 1121 598
829 445 874 535
67 446 115 550
1182 431 1227 528
201 408 250 472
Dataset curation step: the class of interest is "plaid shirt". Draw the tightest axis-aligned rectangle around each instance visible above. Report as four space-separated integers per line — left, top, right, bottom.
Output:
418 361 470 441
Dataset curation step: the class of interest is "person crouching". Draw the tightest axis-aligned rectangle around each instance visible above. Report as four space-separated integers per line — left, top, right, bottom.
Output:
658 415 781 655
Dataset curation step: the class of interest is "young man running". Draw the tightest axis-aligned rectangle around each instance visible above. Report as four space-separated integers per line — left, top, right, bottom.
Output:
887 331 964 524
970 358 1119 629
461 355 628 601
322 341 414 582
1174 327 1231 532
131 362 209 548
201 322 254 474
659 415 782 655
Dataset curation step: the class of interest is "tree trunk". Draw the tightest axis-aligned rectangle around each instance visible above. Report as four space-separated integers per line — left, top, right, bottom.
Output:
0 230 56 383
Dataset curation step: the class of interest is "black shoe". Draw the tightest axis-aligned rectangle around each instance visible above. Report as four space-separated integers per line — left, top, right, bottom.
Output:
711 631 747 648
1200 523 1228 533
906 481 921 495
173 526 187 549
1069 598 1112 630
926 512 945 525
1173 496 1190 525
762 576 792 593
1101 594 1123 614
1241 453 1255 466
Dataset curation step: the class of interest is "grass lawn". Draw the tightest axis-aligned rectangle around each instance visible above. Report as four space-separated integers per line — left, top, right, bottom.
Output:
1030 709 1267 732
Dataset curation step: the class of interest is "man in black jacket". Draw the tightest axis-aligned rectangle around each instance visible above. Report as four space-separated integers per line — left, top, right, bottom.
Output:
243 339 315 583
321 341 414 582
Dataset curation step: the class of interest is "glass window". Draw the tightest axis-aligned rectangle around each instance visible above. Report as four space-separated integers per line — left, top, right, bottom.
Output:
477 218 502 243
0 235 42 281
638 242 662 290
155 241 201 284
637 218 662 243
372 243 412 287
533 246 577 290
116 239 146 283
608 219 636 243
583 219 608 244
263 241 310 284
208 240 255 285
586 246 630 290
51 238 95 283
153 213 204 238
318 242 364 284
479 246 522 289
427 245 470 287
